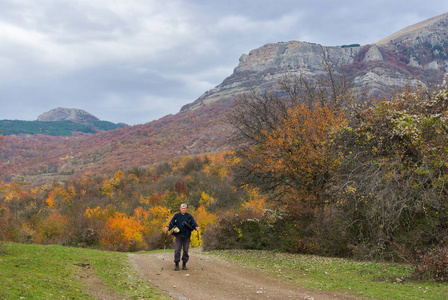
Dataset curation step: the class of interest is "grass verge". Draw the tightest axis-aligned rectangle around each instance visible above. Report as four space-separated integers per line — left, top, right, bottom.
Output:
210 249 448 300
0 243 169 299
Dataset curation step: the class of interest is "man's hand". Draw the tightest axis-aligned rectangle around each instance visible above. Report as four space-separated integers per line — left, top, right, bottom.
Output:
195 227 199 231
165 226 169 232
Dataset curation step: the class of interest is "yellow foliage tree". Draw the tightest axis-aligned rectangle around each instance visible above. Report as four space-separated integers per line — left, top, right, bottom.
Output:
190 205 217 247
101 170 125 195
132 206 172 249
85 205 115 242
199 192 214 207
100 212 144 252
2 182 28 202
241 188 268 216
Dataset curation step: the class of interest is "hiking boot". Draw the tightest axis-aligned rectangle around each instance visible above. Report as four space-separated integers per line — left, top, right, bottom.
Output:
182 262 187 270
175 263 179 271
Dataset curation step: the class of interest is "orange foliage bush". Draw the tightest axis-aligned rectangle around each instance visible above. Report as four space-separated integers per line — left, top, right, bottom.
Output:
100 212 144 252
46 191 55 208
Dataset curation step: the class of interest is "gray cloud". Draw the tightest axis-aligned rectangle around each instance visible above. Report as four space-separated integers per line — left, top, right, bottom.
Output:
1 0 447 125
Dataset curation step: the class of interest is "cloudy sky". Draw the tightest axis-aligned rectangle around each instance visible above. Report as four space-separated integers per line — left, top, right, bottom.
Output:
1 1 448 125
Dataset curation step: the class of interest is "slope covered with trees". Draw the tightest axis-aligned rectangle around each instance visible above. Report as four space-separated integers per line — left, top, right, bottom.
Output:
0 153 245 251
0 100 232 182
0 120 126 136
2 34 448 281
2 75 448 281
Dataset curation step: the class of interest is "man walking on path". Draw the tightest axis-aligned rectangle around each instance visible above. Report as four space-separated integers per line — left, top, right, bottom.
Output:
166 203 199 271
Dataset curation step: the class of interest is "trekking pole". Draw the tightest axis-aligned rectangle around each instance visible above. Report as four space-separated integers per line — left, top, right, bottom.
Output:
198 230 203 271
162 231 167 271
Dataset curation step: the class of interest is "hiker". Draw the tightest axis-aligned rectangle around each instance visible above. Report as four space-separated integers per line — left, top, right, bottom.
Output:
165 203 199 271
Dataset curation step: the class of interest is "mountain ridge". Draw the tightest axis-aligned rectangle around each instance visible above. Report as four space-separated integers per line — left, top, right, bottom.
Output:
182 12 448 112
2 12 448 181
375 12 448 45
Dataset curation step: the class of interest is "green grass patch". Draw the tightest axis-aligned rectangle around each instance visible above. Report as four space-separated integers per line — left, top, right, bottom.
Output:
210 249 448 300
0 243 169 299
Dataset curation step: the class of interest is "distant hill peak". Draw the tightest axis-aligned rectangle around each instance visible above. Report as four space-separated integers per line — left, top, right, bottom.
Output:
375 12 448 45
37 107 99 123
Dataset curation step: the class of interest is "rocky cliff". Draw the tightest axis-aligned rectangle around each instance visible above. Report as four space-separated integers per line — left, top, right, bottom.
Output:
37 107 100 123
182 12 448 111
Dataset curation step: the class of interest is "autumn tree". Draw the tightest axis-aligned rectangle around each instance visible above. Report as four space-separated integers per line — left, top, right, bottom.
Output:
135 205 172 249
328 87 448 257
100 212 144 252
227 56 351 211
232 101 345 210
223 58 354 254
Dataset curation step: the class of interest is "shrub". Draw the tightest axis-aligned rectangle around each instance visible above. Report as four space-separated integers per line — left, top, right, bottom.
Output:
100 212 144 252
65 214 100 247
0 230 7 255
16 224 36 244
202 215 240 251
36 211 70 244
202 209 306 252
412 245 448 282
386 240 448 282
179 156 205 175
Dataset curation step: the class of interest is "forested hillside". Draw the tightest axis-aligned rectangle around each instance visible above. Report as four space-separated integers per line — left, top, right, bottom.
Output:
2 12 448 283
2 78 448 281
0 100 232 182
0 120 125 136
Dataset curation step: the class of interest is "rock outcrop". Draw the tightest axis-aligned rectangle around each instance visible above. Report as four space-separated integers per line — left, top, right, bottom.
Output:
182 12 448 112
363 45 383 62
37 107 100 123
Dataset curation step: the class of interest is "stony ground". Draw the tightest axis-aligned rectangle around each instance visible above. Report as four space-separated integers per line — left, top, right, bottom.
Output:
128 248 360 300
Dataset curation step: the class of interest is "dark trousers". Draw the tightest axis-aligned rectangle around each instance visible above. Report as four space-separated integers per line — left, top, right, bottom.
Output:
174 235 190 263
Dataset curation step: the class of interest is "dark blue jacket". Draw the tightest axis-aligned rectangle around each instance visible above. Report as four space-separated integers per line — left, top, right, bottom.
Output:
168 212 198 238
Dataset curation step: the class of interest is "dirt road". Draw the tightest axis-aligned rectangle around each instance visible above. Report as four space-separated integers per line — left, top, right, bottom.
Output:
129 248 359 300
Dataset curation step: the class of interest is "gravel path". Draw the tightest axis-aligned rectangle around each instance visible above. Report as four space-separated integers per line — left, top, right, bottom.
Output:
129 248 359 300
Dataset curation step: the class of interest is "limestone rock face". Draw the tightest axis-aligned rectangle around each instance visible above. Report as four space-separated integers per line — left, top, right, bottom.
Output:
181 42 362 111
181 12 448 112
235 41 358 73
352 68 425 95
37 107 99 123
425 61 441 70
363 45 383 62
408 56 422 68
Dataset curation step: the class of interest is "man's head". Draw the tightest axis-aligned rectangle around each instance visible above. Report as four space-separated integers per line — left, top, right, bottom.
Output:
180 203 187 214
